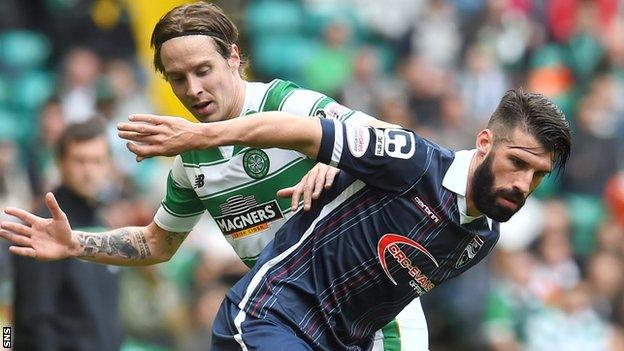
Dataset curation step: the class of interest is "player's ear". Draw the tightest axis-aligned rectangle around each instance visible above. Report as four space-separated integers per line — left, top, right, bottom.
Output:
228 44 241 71
475 129 493 156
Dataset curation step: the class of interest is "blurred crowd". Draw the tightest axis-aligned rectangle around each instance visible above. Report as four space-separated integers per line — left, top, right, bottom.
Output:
1 0 624 350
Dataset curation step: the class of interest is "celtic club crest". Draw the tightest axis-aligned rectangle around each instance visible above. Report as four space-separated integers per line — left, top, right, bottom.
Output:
243 149 270 179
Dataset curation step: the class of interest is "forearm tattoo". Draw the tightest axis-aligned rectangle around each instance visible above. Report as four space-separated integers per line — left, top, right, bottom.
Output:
77 229 152 260
164 231 183 250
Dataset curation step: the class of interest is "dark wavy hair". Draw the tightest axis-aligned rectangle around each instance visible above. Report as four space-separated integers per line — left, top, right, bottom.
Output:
487 88 572 175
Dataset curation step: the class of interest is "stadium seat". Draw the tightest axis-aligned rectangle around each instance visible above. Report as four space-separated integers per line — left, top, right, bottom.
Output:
0 76 7 105
245 0 304 37
0 30 51 70
251 36 320 82
565 194 606 259
8 70 56 111
301 2 364 40
0 108 23 142
566 33 604 82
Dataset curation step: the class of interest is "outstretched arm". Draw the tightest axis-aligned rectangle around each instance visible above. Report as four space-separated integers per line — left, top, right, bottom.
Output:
0 193 186 265
118 112 399 211
117 112 323 161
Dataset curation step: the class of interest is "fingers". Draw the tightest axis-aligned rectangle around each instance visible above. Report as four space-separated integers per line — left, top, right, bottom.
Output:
290 178 305 212
4 207 40 225
324 167 340 189
117 121 160 135
312 165 328 198
128 114 164 124
45 193 66 221
117 130 160 143
126 142 157 160
1 221 33 237
301 169 320 211
8 246 36 258
283 164 341 213
276 186 295 199
0 229 32 247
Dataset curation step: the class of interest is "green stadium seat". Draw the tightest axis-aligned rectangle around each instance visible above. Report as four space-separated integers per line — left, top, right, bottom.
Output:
564 194 606 259
245 1 304 37
252 36 320 81
0 76 7 105
301 3 364 40
0 30 51 70
8 70 55 111
0 108 23 142
567 33 604 82
529 44 566 69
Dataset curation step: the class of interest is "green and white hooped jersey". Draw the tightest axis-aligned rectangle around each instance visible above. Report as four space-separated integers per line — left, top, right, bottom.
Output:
153 79 374 267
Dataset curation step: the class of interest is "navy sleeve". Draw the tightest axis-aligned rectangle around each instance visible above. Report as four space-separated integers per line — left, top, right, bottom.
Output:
317 118 434 192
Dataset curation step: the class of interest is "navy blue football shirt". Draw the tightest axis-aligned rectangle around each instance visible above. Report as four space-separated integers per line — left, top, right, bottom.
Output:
223 118 500 350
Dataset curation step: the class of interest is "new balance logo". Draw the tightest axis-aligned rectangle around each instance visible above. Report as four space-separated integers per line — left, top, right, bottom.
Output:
194 174 205 188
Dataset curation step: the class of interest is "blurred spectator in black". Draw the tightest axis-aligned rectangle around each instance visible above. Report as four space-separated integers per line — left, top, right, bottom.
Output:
27 96 66 202
12 119 123 351
400 55 448 128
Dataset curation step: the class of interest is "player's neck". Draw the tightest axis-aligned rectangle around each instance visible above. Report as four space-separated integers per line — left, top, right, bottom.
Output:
229 79 247 119
465 153 483 217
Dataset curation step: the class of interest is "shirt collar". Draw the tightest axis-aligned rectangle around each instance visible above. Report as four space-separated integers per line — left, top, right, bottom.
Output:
442 149 493 229
237 81 254 118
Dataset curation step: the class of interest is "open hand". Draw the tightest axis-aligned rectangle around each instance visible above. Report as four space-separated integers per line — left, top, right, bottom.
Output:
0 193 75 260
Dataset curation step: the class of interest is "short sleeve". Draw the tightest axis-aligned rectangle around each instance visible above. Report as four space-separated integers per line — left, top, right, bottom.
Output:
316 118 434 192
153 156 204 232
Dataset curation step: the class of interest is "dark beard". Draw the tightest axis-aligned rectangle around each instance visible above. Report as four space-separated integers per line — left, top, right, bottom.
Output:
471 152 525 222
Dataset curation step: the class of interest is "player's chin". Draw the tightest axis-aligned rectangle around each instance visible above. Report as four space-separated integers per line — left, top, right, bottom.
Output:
482 200 519 222
487 206 517 222
193 112 224 123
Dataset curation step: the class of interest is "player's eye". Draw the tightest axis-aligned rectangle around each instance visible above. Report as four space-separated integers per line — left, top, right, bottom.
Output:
169 76 185 84
197 67 210 76
510 156 527 169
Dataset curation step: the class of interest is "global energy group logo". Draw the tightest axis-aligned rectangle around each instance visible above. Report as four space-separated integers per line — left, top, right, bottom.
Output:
377 233 439 295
